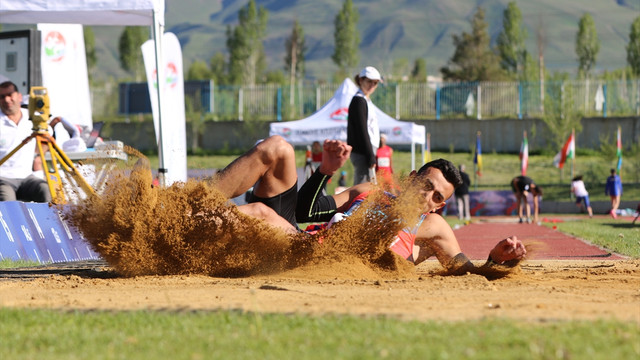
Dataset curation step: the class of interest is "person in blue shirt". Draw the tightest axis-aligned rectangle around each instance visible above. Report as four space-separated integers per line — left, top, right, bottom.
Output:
605 169 623 218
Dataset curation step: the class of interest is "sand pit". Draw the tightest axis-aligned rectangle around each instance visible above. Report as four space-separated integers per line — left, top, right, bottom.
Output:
3 149 637 323
0 259 638 323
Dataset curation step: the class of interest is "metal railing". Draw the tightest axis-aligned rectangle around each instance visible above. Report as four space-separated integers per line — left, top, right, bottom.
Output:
94 79 640 121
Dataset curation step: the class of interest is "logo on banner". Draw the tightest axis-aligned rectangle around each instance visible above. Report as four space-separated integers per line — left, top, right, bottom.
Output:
152 62 179 89
330 108 349 122
393 126 402 136
281 128 292 137
44 31 66 62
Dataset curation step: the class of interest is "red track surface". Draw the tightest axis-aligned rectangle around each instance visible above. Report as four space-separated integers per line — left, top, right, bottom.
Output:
454 218 625 260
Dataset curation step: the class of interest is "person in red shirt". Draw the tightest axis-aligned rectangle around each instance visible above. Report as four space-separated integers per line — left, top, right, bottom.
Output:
375 133 393 186
311 141 323 168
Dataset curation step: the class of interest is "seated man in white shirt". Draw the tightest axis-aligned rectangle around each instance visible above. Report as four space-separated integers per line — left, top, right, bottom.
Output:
0 81 51 203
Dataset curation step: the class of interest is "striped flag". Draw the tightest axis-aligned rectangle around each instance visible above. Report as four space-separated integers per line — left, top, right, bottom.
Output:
519 131 528 176
474 131 482 176
553 131 575 169
424 133 432 163
616 126 622 174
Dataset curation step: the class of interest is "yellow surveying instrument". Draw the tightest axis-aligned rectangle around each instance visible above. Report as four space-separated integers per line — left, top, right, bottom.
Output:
0 86 95 203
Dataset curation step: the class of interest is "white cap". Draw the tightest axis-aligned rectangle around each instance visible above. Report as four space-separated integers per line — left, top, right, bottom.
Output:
359 66 383 82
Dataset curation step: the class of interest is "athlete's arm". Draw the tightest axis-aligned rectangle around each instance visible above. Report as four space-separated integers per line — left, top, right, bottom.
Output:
296 140 354 223
414 214 526 274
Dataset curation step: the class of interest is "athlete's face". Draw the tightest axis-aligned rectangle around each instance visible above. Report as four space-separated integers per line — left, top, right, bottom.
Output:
413 167 455 213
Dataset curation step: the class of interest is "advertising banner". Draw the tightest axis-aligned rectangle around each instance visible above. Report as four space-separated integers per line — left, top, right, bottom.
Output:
37 23 92 130
141 32 187 185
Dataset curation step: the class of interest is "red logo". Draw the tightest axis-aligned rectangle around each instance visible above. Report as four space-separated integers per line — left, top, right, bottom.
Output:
44 31 66 62
330 108 349 121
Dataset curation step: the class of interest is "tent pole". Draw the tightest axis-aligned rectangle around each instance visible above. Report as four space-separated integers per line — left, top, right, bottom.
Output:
411 142 416 171
152 10 167 186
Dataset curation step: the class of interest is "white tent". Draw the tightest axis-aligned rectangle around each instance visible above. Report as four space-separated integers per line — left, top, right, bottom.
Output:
270 78 426 169
0 0 178 185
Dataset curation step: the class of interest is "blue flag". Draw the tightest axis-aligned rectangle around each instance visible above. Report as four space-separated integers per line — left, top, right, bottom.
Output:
474 132 482 176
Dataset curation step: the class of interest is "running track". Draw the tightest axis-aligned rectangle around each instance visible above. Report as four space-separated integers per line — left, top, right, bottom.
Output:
454 218 625 260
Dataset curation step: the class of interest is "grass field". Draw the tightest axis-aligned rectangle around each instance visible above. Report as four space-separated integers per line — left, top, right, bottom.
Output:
148 149 640 202
1 308 638 360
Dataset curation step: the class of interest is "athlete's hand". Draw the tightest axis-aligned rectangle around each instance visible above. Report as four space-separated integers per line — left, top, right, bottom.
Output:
318 140 351 176
488 236 526 264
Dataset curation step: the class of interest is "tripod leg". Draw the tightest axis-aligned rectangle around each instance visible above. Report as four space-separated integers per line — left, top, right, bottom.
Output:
36 137 65 203
47 138 96 198
0 133 36 166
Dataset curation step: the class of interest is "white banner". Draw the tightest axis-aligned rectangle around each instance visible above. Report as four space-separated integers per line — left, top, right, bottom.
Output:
37 23 92 130
141 32 187 185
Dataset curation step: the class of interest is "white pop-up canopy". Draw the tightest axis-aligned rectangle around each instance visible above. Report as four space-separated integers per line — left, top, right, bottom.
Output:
0 0 164 26
0 0 180 185
270 78 425 169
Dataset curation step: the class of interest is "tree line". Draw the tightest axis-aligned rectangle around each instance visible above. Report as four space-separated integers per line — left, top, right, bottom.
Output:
102 0 640 86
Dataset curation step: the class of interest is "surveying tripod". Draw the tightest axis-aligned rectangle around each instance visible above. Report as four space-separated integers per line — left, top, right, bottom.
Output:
0 87 95 204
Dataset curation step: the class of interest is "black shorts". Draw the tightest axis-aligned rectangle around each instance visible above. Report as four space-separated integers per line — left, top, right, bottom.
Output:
247 183 298 229
512 176 532 193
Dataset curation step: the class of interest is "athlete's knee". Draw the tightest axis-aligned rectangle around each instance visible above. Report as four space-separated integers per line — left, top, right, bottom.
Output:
257 135 294 163
241 202 277 221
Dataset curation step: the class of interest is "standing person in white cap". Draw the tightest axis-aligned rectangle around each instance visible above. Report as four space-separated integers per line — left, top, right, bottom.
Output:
347 66 382 185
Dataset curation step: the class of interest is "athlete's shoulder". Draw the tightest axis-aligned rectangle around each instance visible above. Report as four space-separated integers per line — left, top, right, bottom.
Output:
417 212 452 238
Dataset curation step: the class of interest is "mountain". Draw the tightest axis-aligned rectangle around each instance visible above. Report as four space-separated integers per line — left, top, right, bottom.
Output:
5 0 639 82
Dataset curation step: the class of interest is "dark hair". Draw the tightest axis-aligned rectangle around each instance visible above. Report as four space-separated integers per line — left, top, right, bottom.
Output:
610 169 616 175
572 175 583 181
532 184 543 196
0 81 18 93
417 158 463 188
354 74 363 87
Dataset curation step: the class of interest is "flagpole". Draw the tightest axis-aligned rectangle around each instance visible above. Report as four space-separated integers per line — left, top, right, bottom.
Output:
520 130 528 176
616 126 623 179
474 131 481 191
570 128 575 181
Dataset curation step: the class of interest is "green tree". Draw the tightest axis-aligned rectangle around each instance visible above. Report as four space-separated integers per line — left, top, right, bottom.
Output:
440 7 505 81
285 20 306 81
626 16 640 77
264 70 285 85
520 50 539 82
575 13 600 79
226 0 268 85
332 0 360 73
541 72 583 151
118 26 147 81
285 19 306 118
410 58 427 81
209 52 227 85
83 26 97 75
186 60 212 81
496 2 528 80
392 58 409 81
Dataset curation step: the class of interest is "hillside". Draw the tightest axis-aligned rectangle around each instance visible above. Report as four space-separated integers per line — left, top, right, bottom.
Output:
3 0 640 82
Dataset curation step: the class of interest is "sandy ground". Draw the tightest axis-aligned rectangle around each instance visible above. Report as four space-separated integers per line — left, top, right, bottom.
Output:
2 259 639 323
3 160 638 323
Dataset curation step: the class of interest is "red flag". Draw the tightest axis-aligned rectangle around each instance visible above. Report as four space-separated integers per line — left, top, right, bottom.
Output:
519 131 528 176
553 132 575 169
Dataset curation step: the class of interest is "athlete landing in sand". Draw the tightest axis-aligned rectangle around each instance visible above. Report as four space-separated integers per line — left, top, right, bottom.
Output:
213 136 526 275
